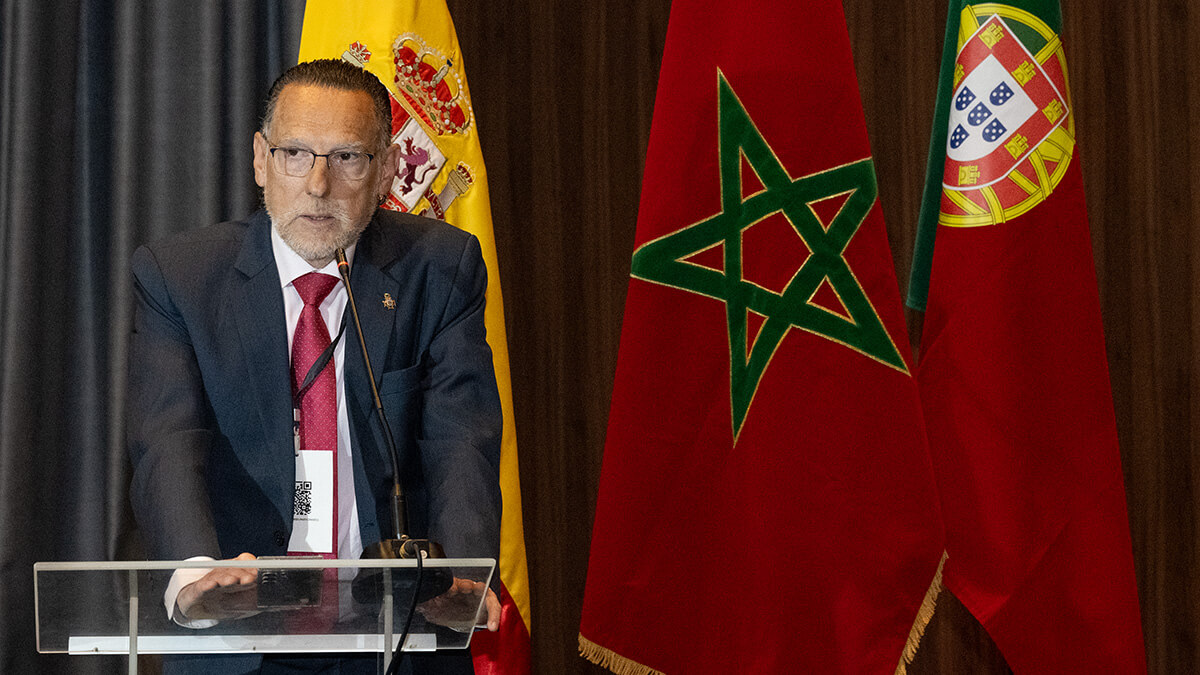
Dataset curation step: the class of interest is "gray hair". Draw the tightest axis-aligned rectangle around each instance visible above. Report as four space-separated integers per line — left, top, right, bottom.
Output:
261 59 392 150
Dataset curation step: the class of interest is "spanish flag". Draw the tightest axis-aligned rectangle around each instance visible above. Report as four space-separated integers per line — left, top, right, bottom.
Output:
299 3 531 672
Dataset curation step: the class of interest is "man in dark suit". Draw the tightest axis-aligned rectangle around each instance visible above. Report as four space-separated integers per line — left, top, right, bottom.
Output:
127 59 501 674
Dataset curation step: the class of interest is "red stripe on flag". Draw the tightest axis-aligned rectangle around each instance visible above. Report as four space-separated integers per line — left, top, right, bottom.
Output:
471 582 531 675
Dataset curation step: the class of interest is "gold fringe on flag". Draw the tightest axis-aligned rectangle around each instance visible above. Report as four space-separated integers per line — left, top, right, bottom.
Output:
895 551 948 675
579 634 666 675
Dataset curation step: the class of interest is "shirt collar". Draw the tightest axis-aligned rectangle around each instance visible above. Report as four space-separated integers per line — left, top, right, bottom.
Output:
270 223 357 288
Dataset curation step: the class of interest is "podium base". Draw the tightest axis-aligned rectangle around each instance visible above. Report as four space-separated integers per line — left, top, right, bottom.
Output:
361 539 445 560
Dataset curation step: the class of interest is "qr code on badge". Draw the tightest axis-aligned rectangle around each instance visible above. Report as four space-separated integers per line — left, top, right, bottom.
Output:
294 481 313 517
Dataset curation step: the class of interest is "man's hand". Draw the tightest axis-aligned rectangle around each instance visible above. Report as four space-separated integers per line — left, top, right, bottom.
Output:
175 552 260 621
417 577 501 632
482 586 501 631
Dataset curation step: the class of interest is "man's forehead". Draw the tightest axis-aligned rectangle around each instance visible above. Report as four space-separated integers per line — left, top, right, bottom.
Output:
269 84 378 148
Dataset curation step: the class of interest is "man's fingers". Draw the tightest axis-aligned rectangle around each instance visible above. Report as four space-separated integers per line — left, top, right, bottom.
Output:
213 579 258 593
205 569 256 588
485 590 501 631
447 577 484 595
227 552 258 585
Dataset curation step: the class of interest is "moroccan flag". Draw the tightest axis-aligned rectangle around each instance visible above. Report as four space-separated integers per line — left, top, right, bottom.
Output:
299 3 532 672
578 1 944 672
907 1 1146 671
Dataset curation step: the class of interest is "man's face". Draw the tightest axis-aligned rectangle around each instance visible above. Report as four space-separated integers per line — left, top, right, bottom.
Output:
253 84 399 266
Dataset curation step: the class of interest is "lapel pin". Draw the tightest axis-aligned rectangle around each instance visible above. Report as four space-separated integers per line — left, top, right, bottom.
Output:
382 292 396 310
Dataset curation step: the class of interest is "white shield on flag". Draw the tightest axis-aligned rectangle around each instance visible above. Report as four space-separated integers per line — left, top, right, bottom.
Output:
390 118 446 211
947 55 1038 163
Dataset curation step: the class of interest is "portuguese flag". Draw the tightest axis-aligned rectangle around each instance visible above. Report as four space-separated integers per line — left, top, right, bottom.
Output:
299 3 532 673
908 1 1146 671
579 1 943 672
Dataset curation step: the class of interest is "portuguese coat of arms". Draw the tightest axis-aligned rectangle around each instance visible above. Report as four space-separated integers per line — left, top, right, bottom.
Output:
938 6 1075 227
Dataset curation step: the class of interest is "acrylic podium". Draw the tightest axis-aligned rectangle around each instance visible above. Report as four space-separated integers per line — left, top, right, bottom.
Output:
35 558 495 675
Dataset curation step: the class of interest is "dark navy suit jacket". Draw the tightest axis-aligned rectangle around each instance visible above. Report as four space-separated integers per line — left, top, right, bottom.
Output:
127 209 501 674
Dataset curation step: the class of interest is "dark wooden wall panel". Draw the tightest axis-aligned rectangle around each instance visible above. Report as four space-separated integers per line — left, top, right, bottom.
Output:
448 0 1196 672
1065 1 1200 672
448 2 668 671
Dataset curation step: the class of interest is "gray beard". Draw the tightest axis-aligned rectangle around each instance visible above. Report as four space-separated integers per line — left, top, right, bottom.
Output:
267 203 369 266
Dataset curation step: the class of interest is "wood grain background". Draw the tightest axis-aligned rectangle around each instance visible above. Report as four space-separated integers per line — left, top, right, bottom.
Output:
447 0 1195 671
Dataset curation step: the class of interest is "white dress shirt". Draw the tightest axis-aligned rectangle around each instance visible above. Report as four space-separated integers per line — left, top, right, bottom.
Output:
271 227 363 564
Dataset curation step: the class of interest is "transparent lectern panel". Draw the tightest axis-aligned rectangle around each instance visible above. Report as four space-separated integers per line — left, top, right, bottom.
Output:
35 559 494 656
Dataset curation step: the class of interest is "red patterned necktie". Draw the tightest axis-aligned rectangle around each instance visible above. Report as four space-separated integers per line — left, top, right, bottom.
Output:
290 272 340 632
292 272 340 463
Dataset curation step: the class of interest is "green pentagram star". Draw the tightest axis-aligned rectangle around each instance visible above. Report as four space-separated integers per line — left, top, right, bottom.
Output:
631 73 907 438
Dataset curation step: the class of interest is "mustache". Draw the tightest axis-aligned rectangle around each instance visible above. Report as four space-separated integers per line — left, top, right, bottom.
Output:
277 201 352 223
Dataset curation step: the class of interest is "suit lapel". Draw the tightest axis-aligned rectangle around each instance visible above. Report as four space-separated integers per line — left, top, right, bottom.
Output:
347 219 402 415
341 219 403 546
230 212 294 520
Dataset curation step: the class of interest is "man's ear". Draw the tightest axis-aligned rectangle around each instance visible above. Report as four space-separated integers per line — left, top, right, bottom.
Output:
252 132 269 188
377 142 402 198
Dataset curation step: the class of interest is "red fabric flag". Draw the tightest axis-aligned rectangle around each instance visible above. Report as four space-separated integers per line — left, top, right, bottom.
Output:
908 2 1147 671
579 1 943 672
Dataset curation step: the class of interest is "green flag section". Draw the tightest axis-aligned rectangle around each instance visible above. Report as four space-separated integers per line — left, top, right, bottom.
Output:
579 1 943 672
908 2 1146 671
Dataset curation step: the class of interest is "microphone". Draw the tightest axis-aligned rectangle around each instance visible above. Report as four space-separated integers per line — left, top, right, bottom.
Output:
336 252 453 675
334 248 444 560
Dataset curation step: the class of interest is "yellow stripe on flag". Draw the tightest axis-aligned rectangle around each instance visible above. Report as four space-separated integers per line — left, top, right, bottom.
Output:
300 0 532 645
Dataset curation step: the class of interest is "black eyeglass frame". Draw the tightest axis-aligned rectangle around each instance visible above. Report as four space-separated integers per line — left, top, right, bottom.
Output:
266 145 377 179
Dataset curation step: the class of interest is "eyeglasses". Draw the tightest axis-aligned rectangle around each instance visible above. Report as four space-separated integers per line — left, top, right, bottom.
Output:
267 145 376 181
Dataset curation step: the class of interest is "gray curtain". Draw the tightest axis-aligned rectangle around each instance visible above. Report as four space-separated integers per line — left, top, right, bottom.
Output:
0 1 304 671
